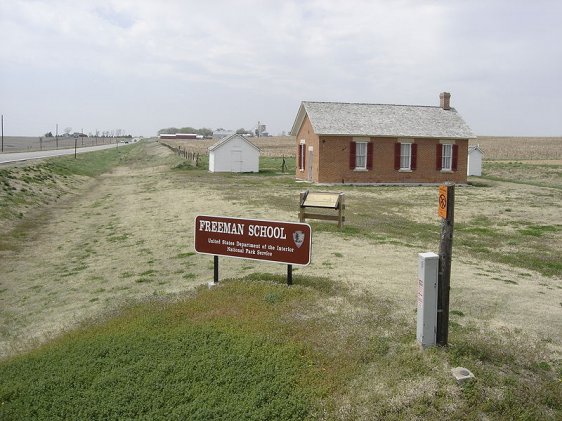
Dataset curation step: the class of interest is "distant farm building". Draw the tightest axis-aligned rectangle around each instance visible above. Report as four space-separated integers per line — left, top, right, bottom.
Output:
212 130 235 140
290 92 475 184
159 133 199 140
467 145 483 176
256 122 269 137
208 134 260 173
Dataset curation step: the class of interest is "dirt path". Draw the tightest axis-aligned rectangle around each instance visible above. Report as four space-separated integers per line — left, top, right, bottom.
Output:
1 143 560 359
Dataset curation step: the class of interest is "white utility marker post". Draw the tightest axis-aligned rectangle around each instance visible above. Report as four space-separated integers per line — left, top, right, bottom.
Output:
417 252 439 348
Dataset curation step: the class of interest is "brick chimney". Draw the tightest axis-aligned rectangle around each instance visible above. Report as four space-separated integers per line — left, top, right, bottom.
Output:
440 92 451 110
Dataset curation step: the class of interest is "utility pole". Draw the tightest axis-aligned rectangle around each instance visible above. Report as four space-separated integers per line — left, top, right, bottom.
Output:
56 123 58 149
1 114 4 153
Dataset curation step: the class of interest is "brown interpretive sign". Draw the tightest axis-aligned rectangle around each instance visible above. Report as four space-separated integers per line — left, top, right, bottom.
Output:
194 215 312 265
303 192 341 209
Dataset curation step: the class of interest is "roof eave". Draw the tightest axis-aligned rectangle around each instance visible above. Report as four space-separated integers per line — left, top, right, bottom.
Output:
208 134 260 152
289 103 307 136
316 133 477 140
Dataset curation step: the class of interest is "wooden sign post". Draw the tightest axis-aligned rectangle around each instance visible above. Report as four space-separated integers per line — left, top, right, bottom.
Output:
437 182 455 346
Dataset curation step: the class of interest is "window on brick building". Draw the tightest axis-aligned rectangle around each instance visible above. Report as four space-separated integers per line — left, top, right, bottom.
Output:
442 144 452 170
400 143 411 170
437 143 458 171
350 140 373 170
394 142 417 170
355 142 367 169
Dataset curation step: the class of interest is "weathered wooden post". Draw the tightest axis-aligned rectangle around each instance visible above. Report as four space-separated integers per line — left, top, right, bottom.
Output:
437 182 455 346
337 193 345 229
298 191 306 223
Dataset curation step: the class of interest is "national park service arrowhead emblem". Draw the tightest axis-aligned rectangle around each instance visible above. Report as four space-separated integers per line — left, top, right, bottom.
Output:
293 230 305 248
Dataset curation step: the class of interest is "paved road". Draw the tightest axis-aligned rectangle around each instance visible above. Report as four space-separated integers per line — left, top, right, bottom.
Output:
0 143 120 164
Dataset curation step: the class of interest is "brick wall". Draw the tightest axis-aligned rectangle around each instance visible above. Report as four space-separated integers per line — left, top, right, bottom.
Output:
294 115 320 181
314 136 468 184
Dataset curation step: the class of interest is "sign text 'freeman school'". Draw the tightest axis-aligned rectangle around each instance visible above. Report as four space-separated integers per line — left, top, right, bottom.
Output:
194 215 312 265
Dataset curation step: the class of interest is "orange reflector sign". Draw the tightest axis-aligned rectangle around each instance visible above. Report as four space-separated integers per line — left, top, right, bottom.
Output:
438 185 448 219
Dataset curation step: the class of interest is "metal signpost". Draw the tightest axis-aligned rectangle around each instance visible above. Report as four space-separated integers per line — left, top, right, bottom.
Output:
194 215 312 286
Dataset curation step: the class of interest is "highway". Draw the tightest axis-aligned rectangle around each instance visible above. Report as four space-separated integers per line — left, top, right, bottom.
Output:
0 143 120 165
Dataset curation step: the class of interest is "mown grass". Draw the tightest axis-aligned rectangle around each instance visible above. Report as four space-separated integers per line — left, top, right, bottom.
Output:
1 277 559 420
455 219 562 277
480 161 562 189
172 157 561 277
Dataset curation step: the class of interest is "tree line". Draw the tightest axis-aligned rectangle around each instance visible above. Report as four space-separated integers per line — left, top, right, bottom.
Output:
158 127 258 137
44 129 131 138
158 127 213 137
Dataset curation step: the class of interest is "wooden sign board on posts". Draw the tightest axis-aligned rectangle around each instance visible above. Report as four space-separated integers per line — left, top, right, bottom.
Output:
299 191 345 229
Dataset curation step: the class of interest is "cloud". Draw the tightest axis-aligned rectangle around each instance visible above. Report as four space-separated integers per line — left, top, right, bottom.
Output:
1 0 561 135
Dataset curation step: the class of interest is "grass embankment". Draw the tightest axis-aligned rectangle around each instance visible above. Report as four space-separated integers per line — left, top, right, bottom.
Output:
0 147 131 249
1 277 559 420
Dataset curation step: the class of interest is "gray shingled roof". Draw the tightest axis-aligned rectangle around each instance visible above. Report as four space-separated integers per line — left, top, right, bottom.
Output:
208 133 260 152
291 101 475 139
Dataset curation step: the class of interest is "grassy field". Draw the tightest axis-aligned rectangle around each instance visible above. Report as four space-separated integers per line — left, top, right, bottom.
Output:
162 135 296 157
0 140 560 419
471 136 562 161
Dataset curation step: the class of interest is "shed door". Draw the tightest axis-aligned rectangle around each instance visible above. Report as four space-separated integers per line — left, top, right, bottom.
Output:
231 150 242 172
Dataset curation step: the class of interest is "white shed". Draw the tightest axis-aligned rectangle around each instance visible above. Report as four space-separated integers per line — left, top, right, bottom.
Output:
467 145 483 176
208 134 260 173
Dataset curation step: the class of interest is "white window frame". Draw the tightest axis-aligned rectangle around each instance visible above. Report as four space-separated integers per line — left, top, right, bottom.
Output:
355 141 368 170
400 143 412 170
442 144 453 171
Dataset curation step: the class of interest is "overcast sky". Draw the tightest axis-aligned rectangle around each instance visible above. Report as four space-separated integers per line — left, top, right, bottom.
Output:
1 0 561 137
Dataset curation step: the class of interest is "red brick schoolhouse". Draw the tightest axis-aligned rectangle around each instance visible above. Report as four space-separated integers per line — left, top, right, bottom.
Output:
290 92 475 184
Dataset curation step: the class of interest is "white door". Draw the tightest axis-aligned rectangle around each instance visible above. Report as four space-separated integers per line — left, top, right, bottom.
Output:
307 147 313 181
231 150 242 172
